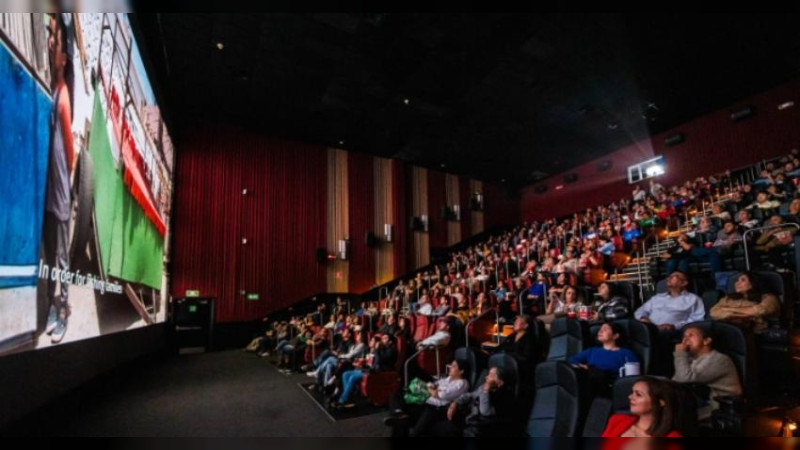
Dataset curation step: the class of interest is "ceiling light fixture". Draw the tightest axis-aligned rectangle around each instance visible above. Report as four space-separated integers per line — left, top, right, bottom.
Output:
404 98 410 105
215 42 224 50
778 101 795 111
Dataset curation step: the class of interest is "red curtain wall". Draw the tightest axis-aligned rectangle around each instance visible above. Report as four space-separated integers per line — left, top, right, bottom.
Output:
427 170 448 249
459 176 472 240
348 152 376 292
171 128 327 322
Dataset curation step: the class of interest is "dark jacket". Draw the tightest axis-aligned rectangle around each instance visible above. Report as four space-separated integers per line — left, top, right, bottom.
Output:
371 345 398 372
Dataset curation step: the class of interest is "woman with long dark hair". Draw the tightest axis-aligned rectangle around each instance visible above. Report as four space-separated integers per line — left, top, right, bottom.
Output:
602 377 682 438
710 271 780 334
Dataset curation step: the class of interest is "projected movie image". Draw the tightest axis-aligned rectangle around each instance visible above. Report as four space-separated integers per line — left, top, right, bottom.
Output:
0 13 173 353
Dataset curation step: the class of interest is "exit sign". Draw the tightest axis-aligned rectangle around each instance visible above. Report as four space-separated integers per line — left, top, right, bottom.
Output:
246 293 260 301
186 290 200 297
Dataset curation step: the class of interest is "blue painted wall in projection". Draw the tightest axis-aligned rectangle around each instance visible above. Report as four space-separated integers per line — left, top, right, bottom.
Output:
0 41 52 287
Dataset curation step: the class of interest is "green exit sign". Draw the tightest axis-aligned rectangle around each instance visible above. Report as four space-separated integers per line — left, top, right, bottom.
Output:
186 290 200 297
188 305 197 313
246 293 260 301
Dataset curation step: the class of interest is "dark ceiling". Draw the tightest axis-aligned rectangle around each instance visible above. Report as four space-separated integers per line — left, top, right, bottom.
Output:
132 13 800 189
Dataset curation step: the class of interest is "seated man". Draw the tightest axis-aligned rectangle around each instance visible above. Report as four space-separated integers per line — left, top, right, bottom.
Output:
660 233 694 275
635 271 705 375
417 316 452 350
439 366 516 437
635 271 705 332
672 324 742 420
712 220 743 257
332 333 397 409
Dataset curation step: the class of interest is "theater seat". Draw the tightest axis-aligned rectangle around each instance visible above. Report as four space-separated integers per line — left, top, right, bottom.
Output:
361 338 407 406
526 361 581 437
547 318 588 361
581 397 613 437
454 347 479 388
486 352 519 396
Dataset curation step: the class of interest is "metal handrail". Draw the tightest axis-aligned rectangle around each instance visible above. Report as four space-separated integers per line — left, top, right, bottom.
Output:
743 223 800 270
404 347 424 388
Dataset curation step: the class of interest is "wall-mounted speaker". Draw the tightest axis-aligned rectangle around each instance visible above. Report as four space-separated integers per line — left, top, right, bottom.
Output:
365 231 379 247
664 133 685 147
730 106 754 122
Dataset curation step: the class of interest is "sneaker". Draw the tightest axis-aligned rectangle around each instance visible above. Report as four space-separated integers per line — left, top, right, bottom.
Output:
306 370 318 377
45 306 58 335
51 318 68 344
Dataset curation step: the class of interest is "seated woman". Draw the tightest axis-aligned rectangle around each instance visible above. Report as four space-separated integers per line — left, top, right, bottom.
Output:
602 377 682 438
710 271 781 334
539 284 580 325
377 313 399 336
385 358 470 437
591 282 631 322
569 322 639 397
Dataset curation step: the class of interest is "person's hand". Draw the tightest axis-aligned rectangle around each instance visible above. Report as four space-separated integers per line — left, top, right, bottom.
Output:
639 317 651 324
660 253 671 260
658 324 676 331
674 342 688 353
447 403 458 421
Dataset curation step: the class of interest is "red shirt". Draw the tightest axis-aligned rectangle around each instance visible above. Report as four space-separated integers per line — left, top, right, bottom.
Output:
601 414 682 447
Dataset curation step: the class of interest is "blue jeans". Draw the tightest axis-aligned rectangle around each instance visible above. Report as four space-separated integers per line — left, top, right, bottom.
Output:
317 356 338 386
666 257 690 275
690 247 721 274
314 350 333 368
339 369 364 404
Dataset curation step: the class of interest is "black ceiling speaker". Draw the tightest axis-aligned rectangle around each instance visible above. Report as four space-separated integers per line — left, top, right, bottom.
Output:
664 133 685 147
730 106 754 122
534 184 548 194
564 173 578 184
598 160 613 172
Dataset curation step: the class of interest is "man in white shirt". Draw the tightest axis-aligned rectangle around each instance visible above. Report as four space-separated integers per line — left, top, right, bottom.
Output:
635 271 705 331
635 270 705 375
418 317 452 349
